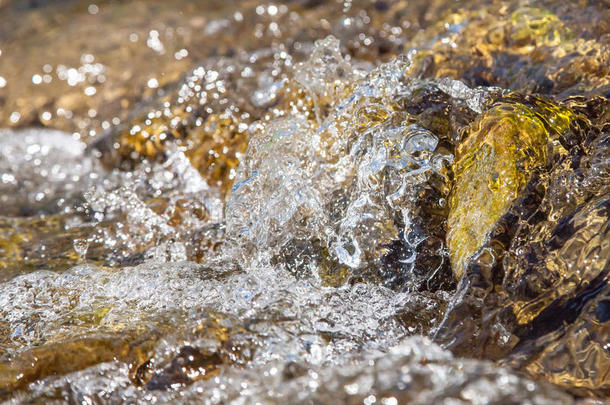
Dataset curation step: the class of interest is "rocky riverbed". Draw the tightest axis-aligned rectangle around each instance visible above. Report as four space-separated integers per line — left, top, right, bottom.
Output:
0 0 608 403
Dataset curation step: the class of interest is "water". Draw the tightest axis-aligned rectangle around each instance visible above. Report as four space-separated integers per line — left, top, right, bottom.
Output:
0 0 608 403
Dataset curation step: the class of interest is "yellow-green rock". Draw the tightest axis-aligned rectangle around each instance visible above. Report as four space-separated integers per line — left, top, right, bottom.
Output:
447 99 573 278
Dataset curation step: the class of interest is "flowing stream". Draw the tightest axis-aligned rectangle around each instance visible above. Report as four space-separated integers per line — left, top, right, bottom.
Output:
0 0 608 403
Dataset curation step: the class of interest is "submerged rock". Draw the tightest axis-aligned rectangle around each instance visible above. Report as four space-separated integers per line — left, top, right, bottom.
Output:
7 337 577 404
447 97 574 278
436 97 609 397
407 2 610 98
0 331 157 395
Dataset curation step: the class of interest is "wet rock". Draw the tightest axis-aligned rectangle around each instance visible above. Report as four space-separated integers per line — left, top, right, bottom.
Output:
407 2 610 97
0 331 158 395
447 96 574 278
436 98 610 396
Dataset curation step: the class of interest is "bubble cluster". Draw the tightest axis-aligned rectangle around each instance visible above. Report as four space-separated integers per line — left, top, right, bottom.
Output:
0 129 101 216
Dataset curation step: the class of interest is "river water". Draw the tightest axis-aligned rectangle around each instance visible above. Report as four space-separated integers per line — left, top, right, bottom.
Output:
0 0 608 403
